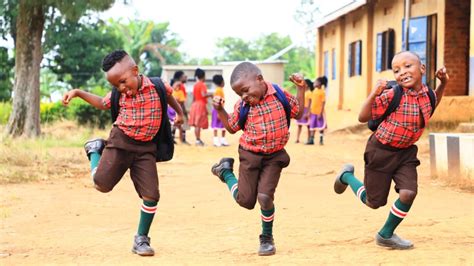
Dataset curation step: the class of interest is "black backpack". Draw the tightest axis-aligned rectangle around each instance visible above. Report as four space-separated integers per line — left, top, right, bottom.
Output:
238 83 291 130
110 77 174 162
368 81 436 132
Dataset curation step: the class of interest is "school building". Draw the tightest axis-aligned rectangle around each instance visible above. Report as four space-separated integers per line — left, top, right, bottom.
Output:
314 0 474 124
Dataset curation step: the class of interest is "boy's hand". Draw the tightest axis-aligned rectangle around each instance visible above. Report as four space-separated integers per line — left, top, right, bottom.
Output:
436 66 449 84
62 89 77 106
174 114 184 126
372 79 388 96
212 96 225 110
289 73 306 88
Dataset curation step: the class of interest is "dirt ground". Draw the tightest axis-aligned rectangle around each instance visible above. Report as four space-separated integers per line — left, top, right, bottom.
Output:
1 125 473 265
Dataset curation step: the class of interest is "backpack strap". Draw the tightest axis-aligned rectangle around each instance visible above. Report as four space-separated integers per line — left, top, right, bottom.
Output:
426 86 436 117
149 77 168 121
110 88 121 122
367 85 403 131
237 83 291 130
272 83 291 128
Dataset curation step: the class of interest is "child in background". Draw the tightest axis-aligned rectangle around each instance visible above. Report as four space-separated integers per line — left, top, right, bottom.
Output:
169 78 187 144
211 74 229 147
295 78 314 143
188 68 212 146
172 71 190 145
333 51 448 249
307 76 328 145
210 62 305 256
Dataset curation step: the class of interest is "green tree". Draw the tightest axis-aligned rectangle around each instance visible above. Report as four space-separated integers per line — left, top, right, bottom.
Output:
108 19 181 76
0 47 14 101
43 17 123 88
2 0 115 137
215 37 256 61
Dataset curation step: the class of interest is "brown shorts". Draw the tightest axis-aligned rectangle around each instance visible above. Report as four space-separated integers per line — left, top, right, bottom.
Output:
236 147 291 209
364 135 420 207
93 127 160 201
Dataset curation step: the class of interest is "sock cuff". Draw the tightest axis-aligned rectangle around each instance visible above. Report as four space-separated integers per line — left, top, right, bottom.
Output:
261 207 275 216
391 199 411 218
142 200 158 214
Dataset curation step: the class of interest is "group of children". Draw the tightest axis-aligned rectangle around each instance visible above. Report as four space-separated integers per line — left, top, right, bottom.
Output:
168 68 229 147
62 49 448 257
295 76 328 145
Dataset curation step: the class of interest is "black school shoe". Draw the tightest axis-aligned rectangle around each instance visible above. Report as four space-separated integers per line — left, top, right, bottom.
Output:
258 234 276 256
132 235 155 256
334 164 354 194
211 158 235 182
83 138 105 160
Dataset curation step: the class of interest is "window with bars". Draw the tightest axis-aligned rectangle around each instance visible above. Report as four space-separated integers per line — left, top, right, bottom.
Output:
348 40 362 77
376 29 395 72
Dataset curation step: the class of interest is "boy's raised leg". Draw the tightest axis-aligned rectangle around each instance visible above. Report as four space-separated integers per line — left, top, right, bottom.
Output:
334 164 366 204
211 158 238 200
84 138 105 178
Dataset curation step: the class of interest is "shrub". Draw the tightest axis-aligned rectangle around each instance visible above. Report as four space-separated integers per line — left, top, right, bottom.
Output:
0 101 12 125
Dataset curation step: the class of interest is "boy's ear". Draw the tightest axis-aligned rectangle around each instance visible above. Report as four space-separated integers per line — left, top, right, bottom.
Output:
420 63 426 75
132 65 139 75
256 74 264 82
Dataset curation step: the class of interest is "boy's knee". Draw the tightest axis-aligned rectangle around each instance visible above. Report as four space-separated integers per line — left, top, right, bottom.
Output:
257 193 273 210
399 190 417 204
366 199 386 209
94 183 112 193
237 197 257 210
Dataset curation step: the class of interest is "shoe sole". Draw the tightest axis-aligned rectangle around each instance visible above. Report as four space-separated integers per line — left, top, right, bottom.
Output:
375 241 414 250
258 249 276 256
131 249 155 256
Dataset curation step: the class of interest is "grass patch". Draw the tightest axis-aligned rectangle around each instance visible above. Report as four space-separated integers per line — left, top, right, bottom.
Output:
0 120 109 184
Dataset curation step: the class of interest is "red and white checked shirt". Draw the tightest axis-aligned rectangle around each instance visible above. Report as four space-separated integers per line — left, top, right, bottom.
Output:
102 75 173 142
228 82 300 154
372 84 436 148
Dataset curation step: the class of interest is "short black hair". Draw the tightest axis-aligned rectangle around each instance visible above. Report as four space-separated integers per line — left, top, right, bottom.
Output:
305 78 314 91
173 70 185 80
102 50 128 72
195 68 205 79
230 62 261 85
316 76 328 88
212 74 224 86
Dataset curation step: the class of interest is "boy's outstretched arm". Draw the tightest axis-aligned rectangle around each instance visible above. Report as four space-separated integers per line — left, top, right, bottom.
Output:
434 66 449 107
359 79 388 122
212 96 236 134
167 93 184 126
288 73 307 119
62 89 107 110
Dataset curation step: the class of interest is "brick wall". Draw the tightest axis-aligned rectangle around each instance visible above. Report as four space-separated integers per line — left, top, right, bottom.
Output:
444 0 470 96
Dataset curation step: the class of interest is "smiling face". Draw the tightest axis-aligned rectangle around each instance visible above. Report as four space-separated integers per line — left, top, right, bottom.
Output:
105 55 140 97
231 73 267 106
391 51 425 90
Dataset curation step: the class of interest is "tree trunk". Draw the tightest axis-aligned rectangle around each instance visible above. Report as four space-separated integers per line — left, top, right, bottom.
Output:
6 0 44 137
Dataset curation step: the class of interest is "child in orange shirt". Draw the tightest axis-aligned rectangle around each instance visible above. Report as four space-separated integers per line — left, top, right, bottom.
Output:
211 74 229 146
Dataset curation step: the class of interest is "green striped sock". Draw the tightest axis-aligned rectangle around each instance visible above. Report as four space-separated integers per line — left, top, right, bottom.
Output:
137 200 157 236
378 198 411 238
261 207 275 236
341 172 366 204
90 153 100 177
222 169 238 200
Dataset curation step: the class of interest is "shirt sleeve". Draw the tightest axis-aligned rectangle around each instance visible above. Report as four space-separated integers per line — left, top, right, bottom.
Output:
102 92 112 109
371 88 394 120
284 90 300 119
163 81 173 96
228 99 242 132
